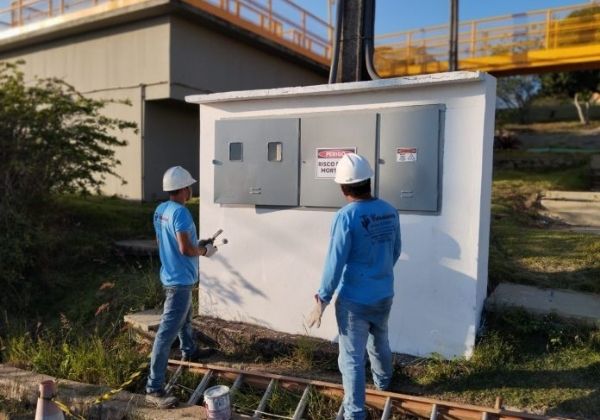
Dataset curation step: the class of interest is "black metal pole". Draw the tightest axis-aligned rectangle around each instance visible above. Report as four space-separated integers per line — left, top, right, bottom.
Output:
337 0 367 82
449 0 459 71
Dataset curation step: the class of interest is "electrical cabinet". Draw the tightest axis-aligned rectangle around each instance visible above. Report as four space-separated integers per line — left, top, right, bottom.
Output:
300 113 377 208
213 118 300 206
377 105 445 212
211 106 444 211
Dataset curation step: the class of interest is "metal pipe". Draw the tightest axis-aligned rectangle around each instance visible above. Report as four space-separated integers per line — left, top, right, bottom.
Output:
449 0 459 71
363 0 380 79
328 0 344 83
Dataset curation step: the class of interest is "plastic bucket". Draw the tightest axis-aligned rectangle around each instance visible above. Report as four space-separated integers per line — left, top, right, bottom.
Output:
204 385 231 420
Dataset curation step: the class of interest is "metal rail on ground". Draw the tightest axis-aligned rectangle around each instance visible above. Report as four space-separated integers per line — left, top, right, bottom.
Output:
166 359 562 420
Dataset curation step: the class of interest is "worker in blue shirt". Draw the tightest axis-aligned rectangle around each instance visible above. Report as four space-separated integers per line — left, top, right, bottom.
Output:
307 153 401 420
145 166 218 409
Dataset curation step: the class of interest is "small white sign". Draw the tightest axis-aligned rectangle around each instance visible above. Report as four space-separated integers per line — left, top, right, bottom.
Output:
396 147 417 162
315 147 356 178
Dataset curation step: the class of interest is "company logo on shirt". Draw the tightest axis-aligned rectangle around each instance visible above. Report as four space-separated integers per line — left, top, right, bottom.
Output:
360 213 397 244
360 215 371 232
154 213 169 224
371 213 395 221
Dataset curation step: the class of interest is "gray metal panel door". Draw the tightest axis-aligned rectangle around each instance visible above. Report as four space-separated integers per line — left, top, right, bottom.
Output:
300 113 377 208
378 105 444 212
214 118 299 206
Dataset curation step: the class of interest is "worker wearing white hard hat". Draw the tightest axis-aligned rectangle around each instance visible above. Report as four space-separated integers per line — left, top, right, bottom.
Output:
307 153 402 420
146 166 217 409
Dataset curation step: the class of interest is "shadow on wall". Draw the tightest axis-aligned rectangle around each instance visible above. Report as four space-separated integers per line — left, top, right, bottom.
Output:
392 223 481 358
199 253 267 312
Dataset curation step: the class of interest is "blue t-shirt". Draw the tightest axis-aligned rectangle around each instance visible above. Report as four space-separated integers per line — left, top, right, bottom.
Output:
153 201 198 286
318 198 401 305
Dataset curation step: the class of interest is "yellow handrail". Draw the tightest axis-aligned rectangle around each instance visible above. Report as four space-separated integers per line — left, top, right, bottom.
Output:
374 1 600 76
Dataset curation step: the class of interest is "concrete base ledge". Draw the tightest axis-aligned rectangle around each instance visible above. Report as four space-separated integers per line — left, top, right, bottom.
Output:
541 190 600 227
542 190 600 202
0 364 206 419
123 309 162 332
486 283 600 326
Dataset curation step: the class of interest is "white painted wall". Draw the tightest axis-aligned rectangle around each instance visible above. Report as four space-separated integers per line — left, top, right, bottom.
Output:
188 72 496 359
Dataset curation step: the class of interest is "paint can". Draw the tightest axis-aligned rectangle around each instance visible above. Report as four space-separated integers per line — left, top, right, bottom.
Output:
203 385 231 420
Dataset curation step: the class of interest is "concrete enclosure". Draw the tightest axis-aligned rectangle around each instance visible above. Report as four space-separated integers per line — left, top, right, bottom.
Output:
0 3 326 199
188 72 496 359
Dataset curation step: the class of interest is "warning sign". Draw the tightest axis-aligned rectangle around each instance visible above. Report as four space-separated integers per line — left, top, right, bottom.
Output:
315 147 356 178
396 147 417 162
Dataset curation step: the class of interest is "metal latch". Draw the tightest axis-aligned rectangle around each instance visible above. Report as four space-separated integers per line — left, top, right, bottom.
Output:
400 190 414 198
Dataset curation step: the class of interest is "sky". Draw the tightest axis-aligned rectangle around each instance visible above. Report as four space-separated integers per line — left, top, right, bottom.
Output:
300 0 596 34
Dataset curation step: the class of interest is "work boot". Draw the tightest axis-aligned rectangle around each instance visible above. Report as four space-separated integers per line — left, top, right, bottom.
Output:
145 390 178 409
181 347 216 362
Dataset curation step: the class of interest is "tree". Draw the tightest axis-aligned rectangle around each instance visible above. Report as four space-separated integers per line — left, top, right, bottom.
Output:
496 75 540 124
540 70 600 125
0 61 136 309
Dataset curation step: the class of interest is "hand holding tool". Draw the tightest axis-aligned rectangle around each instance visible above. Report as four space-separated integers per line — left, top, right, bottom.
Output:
198 229 223 247
203 243 218 258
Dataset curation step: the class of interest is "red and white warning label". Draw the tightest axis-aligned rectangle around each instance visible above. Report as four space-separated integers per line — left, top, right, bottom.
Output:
396 147 417 162
315 147 356 178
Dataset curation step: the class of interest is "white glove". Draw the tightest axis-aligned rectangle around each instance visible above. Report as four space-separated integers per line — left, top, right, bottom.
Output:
203 243 218 258
306 295 328 329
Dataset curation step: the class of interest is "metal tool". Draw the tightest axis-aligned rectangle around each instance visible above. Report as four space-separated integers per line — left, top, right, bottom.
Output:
210 229 223 242
199 229 224 247
213 238 228 247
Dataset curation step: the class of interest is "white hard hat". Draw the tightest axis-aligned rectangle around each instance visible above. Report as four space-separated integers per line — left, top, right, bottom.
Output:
163 166 196 192
334 153 374 184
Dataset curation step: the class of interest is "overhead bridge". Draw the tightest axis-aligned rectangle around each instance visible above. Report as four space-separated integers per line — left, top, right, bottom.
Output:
2 0 600 77
375 1 600 77
0 0 332 63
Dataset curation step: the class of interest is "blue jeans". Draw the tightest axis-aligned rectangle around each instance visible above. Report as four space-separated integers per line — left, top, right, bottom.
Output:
146 285 196 393
335 297 393 420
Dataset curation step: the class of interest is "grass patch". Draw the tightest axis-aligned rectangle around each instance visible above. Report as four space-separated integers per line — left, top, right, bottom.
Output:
396 310 600 418
493 165 590 192
0 164 598 419
506 121 600 133
306 388 343 419
0 194 169 403
232 383 264 416
0 396 33 417
490 166 600 293
1 317 148 388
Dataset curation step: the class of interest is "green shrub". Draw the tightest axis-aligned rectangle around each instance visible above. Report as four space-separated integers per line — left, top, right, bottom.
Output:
0 62 135 311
